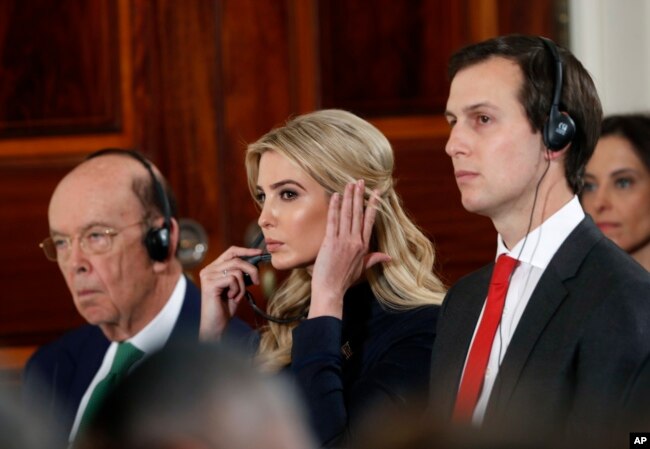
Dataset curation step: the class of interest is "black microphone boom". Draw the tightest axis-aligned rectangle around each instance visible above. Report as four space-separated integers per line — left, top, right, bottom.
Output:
239 253 306 324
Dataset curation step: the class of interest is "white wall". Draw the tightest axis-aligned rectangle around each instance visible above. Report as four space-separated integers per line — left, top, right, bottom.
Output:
569 0 650 115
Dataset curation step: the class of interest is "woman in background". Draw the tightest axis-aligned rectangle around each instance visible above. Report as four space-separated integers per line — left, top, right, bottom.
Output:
200 109 445 446
581 113 650 270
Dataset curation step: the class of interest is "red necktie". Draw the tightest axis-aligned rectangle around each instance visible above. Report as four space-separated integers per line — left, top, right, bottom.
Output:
452 254 518 422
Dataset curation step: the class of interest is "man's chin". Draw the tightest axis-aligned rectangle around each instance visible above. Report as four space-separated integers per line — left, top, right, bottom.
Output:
78 305 110 326
461 197 490 217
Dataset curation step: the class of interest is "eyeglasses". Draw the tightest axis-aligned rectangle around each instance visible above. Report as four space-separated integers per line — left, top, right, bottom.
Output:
39 222 144 262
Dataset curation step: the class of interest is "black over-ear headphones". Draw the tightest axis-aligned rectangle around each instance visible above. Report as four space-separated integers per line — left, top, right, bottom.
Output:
86 148 172 262
540 37 576 151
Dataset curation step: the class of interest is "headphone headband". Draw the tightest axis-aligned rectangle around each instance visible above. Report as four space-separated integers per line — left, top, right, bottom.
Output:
540 37 563 110
85 148 172 261
539 37 576 151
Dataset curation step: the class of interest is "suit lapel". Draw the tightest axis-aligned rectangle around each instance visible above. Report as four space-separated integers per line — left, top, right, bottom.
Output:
65 327 110 432
168 277 201 343
433 265 492 416
486 268 567 418
485 217 604 420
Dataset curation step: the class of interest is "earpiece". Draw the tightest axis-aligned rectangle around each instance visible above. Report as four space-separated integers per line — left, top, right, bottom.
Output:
144 219 171 262
540 37 576 151
86 149 173 262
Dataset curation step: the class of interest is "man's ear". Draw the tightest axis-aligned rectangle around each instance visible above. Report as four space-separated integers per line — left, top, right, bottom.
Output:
544 144 570 161
169 217 180 255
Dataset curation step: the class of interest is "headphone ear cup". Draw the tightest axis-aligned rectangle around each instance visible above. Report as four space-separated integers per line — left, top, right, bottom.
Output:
145 226 170 262
543 107 576 151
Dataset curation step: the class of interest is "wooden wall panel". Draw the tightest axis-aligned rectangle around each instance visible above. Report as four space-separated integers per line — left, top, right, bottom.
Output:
0 0 120 137
0 157 85 345
319 0 467 116
497 0 558 37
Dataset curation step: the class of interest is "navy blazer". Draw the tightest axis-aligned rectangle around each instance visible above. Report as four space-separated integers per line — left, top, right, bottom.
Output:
22 277 201 440
223 282 439 448
429 217 650 447
291 282 439 447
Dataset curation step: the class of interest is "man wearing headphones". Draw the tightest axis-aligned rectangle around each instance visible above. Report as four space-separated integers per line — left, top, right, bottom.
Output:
429 35 650 447
23 149 201 444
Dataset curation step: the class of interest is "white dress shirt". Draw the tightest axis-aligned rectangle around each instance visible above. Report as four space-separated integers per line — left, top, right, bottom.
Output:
466 196 585 424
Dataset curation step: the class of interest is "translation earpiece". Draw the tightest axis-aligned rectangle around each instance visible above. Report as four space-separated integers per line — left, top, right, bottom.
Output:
540 37 576 151
145 226 171 262
543 107 576 150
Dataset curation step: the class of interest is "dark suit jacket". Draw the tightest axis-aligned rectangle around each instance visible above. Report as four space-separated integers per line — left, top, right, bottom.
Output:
621 352 650 431
22 277 201 440
430 217 650 447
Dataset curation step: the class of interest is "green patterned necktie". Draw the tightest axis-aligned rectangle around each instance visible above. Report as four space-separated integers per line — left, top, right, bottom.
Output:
78 342 144 433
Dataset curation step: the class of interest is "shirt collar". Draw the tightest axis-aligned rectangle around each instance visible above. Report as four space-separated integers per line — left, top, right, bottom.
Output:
127 275 186 354
496 196 585 269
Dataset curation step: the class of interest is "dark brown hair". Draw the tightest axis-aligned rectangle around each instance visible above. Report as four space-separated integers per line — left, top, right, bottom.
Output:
600 113 650 171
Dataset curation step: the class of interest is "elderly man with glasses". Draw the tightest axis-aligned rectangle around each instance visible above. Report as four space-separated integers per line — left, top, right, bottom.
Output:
23 149 203 445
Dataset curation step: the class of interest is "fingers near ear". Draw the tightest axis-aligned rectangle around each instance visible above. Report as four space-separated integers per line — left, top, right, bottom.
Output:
339 182 354 235
351 179 365 236
364 252 392 270
362 189 380 245
326 192 341 239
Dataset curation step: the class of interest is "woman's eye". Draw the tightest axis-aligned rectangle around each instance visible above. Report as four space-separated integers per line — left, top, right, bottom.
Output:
478 115 490 124
280 190 298 200
614 178 633 189
582 181 597 193
256 193 266 203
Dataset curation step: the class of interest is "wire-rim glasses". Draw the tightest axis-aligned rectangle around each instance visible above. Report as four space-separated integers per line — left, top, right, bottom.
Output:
39 221 144 262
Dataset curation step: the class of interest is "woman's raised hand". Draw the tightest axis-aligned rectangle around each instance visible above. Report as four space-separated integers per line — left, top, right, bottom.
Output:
309 180 391 319
199 246 263 340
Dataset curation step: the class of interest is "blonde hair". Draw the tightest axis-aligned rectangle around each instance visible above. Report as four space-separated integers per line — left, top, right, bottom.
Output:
245 109 446 371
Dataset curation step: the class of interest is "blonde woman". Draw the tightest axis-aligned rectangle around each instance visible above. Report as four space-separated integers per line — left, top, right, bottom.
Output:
200 109 445 446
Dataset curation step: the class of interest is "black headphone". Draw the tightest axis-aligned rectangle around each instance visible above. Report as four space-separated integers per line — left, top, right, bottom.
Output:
86 148 172 262
540 37 576 151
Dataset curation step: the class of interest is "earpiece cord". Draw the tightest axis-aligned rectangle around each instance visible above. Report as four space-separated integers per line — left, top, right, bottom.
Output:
251 232 265 250
245 291 307 324
514 155 551 265
497 155 551 366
